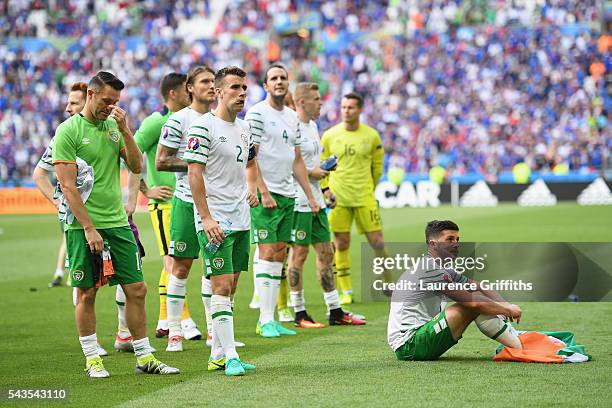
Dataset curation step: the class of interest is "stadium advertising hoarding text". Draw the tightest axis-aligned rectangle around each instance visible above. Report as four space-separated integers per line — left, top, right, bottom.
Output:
375 177 612 208
0 188 56 215
361 243 612 303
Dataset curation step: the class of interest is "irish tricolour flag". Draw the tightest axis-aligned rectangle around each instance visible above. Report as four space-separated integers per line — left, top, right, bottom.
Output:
494 332 591 363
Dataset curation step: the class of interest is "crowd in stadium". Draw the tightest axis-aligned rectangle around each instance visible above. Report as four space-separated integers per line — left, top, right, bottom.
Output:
0 0 609 184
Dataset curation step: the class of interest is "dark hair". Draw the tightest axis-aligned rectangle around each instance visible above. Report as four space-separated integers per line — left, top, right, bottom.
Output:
88 71 124 91
343 92 364 108
425 220 459 243
215 66 247 87
264 63 288 84
160 72 187 100
70 82 88 98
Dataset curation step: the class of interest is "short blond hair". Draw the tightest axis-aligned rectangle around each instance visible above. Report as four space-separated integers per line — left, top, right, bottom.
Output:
294 82 319 102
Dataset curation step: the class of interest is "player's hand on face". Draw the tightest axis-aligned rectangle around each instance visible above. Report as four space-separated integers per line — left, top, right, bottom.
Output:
85 228 104 253
308 197 320 213
109 105 129 132
261 191 277 209
203 217 224 245
309 167 329 180
247 191 259 208
146 186 173 200
507 304 522 323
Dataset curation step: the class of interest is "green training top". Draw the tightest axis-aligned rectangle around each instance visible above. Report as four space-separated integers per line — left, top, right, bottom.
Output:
134 108 176 204
52 114 128 230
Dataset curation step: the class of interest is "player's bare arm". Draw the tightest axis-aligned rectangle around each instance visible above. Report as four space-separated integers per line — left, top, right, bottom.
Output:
443 286 522 322
125 170 140 216
246 156 259 208
155 144 188 172
55 162 103 253
253 144 276 209
32 166 57 207
293 147 320 212
138 177 173 201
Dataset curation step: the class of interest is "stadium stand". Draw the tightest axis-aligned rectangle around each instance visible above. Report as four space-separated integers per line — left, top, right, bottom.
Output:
0 0 609 185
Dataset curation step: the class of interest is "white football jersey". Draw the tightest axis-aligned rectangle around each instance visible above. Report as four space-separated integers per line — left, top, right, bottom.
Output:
183 112 253 231
294 120 325 212
159 106 206 203
245 101 301 197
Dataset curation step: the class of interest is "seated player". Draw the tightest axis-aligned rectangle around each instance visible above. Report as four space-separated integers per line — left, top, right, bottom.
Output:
388 220 523 361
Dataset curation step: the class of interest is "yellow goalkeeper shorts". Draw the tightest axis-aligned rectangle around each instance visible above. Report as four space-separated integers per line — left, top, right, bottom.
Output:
328 202 382 234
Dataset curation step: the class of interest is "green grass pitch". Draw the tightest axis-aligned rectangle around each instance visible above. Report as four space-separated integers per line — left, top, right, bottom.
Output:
0 203 611 407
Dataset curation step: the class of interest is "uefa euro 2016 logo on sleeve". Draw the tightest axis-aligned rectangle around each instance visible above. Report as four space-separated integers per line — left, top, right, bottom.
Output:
187 137 199 151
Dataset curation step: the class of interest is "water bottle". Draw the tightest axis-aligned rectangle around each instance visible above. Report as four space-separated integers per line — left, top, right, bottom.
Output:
320 155 338 171
205 219 232 255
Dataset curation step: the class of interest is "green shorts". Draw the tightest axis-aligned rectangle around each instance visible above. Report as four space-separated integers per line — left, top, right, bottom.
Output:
395 311 459 361
169 196 200 259
251 192 295 244
291 209 331 245
66 226 143 288
197 230 250 276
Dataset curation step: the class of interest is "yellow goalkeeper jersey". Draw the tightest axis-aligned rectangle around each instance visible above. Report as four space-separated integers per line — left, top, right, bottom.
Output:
321 122 383 207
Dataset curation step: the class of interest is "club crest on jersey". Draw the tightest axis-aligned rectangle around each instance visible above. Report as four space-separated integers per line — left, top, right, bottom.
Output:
296 230 307 241
175 242 187 252
212 258 225 270
187 137 199 151
108 129 119 143
72 270 84 282
258 229 268 240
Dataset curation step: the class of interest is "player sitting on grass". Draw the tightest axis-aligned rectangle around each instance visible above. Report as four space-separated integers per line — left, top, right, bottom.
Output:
388 220 522 361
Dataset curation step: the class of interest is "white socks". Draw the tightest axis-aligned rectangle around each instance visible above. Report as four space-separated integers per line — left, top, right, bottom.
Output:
201 276 212 338
133 337 153 359
475 315 522 349
79 333 99 360
54 268 64 278
167 275 187 337
211 295 237 360
115 286 130 337
323 290 340 312
255 259 283 324
290 290 306 313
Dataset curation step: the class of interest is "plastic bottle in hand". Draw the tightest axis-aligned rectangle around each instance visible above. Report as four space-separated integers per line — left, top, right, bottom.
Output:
205 219 232 255
320 155 338 171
